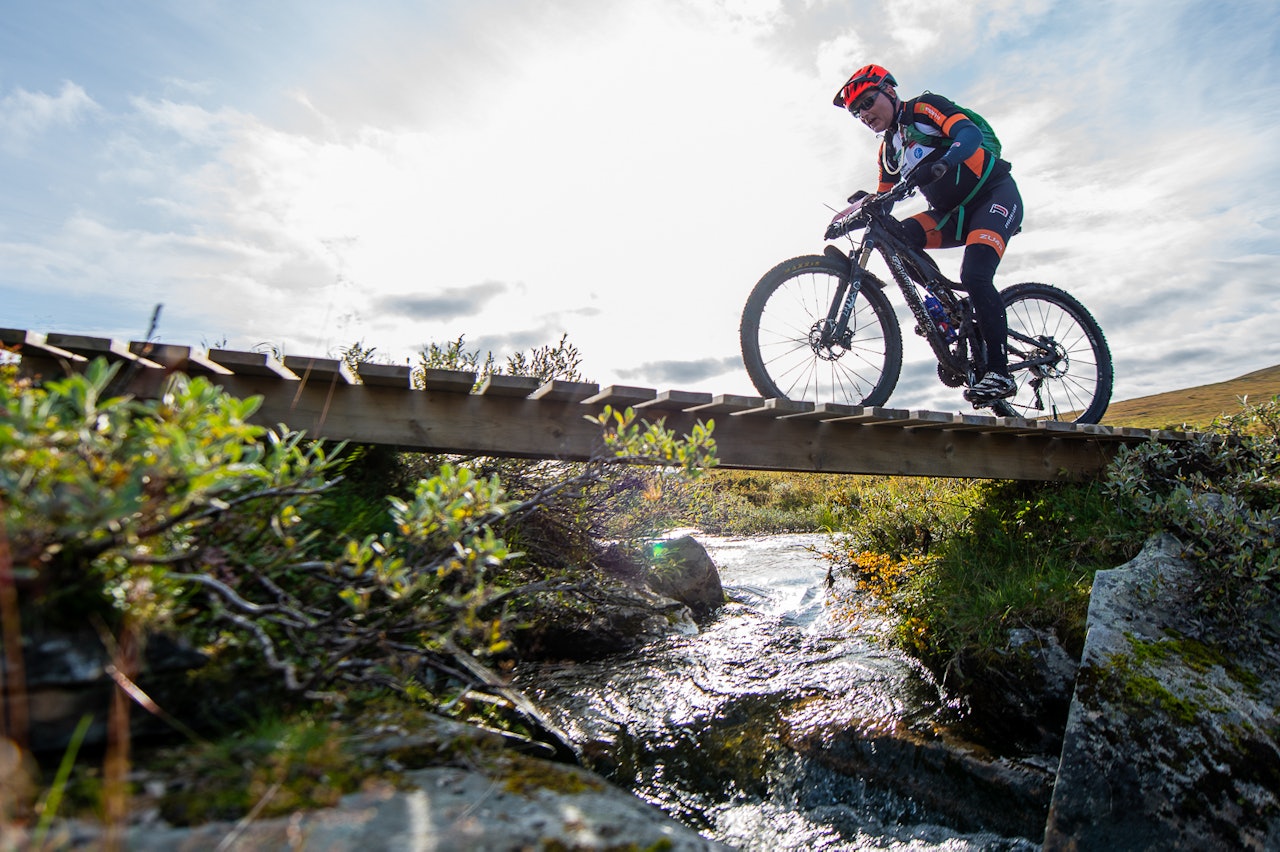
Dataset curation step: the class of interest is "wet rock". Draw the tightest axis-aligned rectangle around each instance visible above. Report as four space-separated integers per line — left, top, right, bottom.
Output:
644 534 726 616
947 627 1078 755
1044 534 1280 850
520 535 725 661
34 764 731 851
14 630 208 753
516 576 698 660
784 714 1054 841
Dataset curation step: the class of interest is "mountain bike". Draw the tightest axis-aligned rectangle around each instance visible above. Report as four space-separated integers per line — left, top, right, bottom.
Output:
739 183 1113 424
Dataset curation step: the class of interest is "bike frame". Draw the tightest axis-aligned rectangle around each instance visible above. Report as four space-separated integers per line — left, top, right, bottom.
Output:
827 189 1061 391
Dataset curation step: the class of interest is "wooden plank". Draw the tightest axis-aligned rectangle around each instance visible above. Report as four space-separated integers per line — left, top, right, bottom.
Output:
1115 426 1159 441
0 328 87 362
283 355 357 385
633 389 714 412
933 413 1006 433
732 398 816 418
581 385 658 408
901 410 972 430
135 342 234 376
685 394 765 415
178 375 1121 481
777 401 865 421
46 333 163 369
419 368 477 393
18 327 1205 482
993 417 1045 436
354 362 413 388
823 406 910 425
207 348 299 380
529 380 600 402
1035 420 1121 440
478 374 542 397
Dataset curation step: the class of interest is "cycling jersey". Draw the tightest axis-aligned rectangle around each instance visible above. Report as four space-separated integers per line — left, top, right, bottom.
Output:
872 91 1022 379
876 92 1012 216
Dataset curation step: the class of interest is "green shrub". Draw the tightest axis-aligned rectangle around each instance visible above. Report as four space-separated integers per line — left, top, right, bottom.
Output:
2 361 716 705
1105 395 1280 621
823 475 1146 666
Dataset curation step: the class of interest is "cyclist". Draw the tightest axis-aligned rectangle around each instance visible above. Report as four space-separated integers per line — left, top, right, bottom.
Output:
834 64 1023 404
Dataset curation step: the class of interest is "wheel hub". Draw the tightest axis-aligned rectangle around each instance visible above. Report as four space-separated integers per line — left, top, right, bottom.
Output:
809 321 848 362
1031 336 1069 379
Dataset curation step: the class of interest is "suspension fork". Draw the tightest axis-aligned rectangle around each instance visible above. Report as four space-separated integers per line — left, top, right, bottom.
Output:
823 243 874 344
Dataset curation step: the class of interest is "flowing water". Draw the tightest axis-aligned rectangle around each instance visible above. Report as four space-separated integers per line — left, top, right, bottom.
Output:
514 534 1040 851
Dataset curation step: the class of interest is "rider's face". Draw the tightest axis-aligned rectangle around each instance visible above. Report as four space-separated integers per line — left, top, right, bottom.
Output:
858 89 895 133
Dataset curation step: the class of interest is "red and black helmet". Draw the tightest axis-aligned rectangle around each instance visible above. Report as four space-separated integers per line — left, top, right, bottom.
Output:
833 64 898 110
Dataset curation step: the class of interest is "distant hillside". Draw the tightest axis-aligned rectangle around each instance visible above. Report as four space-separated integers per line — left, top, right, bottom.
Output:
1100 365 1280 430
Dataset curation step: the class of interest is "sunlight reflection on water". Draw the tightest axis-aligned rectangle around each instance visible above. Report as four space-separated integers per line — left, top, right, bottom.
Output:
517 534 1037 852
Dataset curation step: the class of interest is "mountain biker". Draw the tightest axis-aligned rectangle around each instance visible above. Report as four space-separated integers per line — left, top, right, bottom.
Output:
834 64 1023 404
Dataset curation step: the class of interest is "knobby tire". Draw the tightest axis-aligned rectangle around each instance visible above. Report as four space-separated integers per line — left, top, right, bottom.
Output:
740 254 903 407
988 282 1113 424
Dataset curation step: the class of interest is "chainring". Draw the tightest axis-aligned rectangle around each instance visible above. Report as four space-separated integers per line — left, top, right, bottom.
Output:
937 363 966 387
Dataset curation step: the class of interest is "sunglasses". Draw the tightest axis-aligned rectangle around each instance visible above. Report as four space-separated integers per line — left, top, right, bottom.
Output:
848 89 880 116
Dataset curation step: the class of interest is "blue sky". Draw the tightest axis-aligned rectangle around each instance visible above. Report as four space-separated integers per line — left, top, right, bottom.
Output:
3 0 1279 412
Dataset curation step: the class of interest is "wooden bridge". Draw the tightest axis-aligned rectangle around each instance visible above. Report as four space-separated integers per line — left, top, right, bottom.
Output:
3 329 1187 482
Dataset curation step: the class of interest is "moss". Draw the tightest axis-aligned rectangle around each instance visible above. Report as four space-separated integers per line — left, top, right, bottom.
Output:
1094 641 1203 726
500 754 604 797
541 841 674 852
1119 670 1199 725
1129 633 1263 695
154 715 375 826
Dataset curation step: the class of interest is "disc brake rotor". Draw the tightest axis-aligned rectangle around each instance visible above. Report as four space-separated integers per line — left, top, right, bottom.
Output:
1031 336 1070 379
809 321 848 362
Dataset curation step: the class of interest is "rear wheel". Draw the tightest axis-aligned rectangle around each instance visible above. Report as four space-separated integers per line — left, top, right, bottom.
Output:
989 282 1112 424
740 254 902 406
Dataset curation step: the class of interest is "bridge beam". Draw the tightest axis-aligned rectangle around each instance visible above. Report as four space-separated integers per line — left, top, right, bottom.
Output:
4 331 1163 482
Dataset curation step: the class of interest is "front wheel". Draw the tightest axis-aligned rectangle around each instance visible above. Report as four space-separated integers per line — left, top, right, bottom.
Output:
740 254 903 406
989 282 1113 424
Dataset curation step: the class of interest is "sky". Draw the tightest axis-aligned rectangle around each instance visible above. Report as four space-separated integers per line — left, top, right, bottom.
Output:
2 0 1279 413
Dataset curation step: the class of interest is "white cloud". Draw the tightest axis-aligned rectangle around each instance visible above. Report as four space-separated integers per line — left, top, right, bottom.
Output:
0 81 98 151
1 0 1278 415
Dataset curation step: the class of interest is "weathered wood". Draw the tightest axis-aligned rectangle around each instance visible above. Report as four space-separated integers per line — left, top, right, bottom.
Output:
582 385 658 408
633 390 714 411
354 362 413 388
283 355 357 386
901 410 972 430
686 394 765 415
479 374 542 397
733 398 816 418
175 373 1117 480
2 328 1181 481
46 333 163 369
419 368 477 393
529 380 600 402
135 342 234 377
208 348 297 380
777 401 865 421
1 329 88 363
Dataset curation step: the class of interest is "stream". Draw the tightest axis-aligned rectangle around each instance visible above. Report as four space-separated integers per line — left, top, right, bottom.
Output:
514 534 1042 851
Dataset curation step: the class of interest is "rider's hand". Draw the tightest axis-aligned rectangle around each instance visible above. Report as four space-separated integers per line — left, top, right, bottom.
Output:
911 161 949 188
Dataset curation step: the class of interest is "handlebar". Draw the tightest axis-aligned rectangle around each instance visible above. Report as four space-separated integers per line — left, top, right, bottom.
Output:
824 182 915 241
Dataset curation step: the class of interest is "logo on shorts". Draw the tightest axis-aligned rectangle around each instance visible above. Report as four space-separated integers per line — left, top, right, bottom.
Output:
990 203 1010 218
977 231 1005 253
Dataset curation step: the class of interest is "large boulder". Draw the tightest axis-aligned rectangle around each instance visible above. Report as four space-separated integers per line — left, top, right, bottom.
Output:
1044 534 1280 850
31 762 732 851
643 534 726 616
